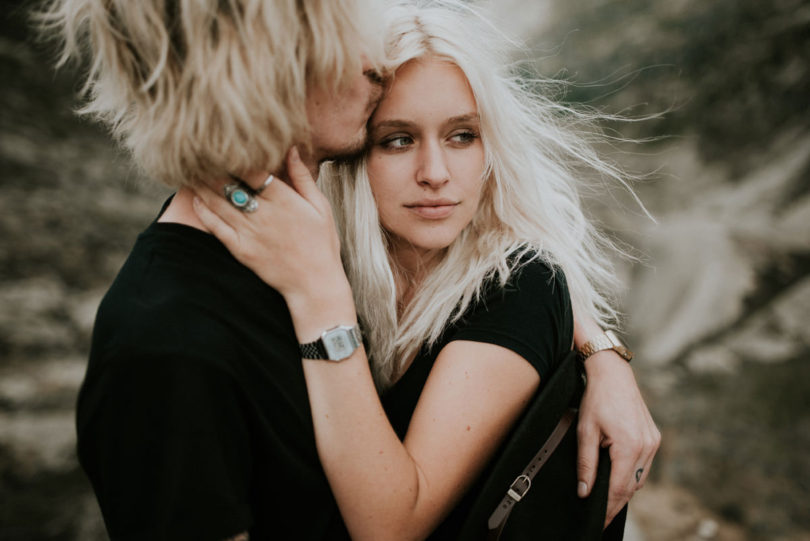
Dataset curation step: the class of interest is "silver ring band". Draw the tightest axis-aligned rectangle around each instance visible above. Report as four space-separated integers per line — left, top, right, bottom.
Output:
255 174 275 195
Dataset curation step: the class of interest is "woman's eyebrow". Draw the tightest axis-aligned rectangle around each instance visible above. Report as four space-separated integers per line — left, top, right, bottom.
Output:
372 113 479 132
444 113 479 126
371 119 416 131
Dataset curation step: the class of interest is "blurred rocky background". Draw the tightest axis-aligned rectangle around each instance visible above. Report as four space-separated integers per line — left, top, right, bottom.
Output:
1 0 808 539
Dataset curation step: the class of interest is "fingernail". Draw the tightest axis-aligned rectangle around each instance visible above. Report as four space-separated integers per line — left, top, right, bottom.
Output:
578 481 588 497
290 146 300 162
192 196 200 206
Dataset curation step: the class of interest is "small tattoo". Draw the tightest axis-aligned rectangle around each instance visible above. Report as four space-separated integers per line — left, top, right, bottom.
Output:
635 468 644 483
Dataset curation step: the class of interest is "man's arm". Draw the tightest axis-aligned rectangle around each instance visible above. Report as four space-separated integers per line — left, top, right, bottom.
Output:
573 317 661 527
77 352 254 539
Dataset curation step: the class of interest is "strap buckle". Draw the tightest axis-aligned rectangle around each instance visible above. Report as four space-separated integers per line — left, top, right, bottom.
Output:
506 474 532 502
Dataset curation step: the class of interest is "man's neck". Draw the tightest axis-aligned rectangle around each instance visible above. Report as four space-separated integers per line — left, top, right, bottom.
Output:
296 146 322 179
157 150 320 231
157 187 208 230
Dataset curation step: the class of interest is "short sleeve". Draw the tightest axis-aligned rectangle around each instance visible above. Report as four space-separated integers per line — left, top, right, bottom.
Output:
447 260 573 380
76 353 253 540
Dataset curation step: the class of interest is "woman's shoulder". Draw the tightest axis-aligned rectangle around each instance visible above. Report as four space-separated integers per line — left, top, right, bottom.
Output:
448 250 573 378
494 250 569 302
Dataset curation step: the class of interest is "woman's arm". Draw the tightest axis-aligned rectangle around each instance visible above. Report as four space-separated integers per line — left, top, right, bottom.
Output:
298 313 538 540
192 149 543 540
572 316 661 526
191 149 539 540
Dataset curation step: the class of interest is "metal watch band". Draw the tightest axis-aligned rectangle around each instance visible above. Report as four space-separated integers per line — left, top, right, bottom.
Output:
299 341 328 360
299 324 362 361
577 330 633 362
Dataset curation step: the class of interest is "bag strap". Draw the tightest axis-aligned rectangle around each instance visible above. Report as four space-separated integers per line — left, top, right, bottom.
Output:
486 408 578 540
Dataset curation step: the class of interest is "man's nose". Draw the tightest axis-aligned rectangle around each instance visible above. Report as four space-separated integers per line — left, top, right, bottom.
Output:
417 141 450 188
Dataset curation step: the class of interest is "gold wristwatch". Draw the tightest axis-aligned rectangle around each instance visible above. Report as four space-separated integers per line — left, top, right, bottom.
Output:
577 330 633 362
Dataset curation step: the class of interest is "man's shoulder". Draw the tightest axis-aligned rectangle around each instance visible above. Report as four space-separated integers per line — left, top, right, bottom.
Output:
103 221 291 329
89 221 299 379
110 220 270 301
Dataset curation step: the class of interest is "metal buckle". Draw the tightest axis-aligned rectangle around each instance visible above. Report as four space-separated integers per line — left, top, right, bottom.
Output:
507 474 532 502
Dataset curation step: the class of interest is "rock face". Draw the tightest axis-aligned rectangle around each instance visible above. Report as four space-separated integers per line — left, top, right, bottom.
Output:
0 4 168 537
490 0 810 538
2 0 808 539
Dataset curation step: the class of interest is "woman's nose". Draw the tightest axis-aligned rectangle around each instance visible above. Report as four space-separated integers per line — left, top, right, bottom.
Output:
417 141 450 188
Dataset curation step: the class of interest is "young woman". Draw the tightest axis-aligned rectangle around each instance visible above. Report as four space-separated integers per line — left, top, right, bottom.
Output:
193 2 655 539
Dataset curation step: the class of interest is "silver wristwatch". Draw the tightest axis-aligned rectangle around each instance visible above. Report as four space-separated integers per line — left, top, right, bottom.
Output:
299 324 362 361
577 330 633 362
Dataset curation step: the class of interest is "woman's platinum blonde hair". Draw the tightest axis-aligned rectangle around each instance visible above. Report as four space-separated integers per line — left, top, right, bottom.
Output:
37 0 384 187
320 0 633 390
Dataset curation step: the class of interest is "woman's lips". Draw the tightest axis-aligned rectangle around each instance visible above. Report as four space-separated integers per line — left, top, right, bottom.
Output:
405 203 459 219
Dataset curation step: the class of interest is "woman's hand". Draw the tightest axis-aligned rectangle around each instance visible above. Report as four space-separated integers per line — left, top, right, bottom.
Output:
577 351 661 527
192 148 355 340
572 317 660 528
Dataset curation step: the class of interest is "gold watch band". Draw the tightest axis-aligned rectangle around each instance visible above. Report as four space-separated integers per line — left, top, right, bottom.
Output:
578 330 633 362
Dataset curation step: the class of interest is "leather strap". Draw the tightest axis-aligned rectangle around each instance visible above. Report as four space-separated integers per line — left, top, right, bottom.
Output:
486 408 578 538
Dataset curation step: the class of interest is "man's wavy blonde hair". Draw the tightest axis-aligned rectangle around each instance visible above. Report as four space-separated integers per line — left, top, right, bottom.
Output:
321 0 632 390
37 0 383 186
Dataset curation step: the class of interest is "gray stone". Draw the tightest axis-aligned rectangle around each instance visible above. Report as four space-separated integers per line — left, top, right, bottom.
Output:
0 411 76 474
0 356 85 409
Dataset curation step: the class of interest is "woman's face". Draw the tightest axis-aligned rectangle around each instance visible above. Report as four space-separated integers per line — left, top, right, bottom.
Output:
367 57 486 259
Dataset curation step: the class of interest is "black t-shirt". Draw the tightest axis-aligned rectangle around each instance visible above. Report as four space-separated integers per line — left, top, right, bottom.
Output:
77 219 350 540
383 258 573 437
381 258 574 538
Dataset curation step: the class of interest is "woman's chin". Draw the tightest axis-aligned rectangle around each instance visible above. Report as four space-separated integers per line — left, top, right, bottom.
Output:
409 236 458 253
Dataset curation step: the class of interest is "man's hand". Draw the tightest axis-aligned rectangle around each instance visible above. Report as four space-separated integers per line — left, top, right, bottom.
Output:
576 350 660 527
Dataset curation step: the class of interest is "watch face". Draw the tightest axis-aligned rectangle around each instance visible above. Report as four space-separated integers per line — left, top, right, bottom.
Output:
323 328 356 360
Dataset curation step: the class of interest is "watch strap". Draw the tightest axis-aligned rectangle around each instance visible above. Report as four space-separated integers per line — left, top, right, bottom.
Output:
299 324 362 361
578 330 633 362
299 340 328 360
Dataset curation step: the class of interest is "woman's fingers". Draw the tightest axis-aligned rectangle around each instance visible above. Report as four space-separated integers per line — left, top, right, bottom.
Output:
635 422 661 490
604 440 639 527
601 416 660 527
194 181 253 230
576 418 601 498
224 147 326 217
286 147 331 214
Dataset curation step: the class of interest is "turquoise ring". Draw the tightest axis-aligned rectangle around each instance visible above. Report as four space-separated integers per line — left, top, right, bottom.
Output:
224 182 258 213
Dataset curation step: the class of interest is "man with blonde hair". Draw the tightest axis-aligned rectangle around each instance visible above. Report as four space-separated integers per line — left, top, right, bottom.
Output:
43 0 384 539
42 0 658 539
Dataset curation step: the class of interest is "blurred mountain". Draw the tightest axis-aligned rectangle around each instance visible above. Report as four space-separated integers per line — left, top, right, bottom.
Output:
512 0 810 173
0 2 169 538
490 0 810 538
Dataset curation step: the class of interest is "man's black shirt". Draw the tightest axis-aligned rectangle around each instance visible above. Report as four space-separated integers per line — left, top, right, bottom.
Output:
77 219 349 540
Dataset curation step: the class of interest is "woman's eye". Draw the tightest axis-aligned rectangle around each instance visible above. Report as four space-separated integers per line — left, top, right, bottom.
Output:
381 135 413 149
450 131 478 145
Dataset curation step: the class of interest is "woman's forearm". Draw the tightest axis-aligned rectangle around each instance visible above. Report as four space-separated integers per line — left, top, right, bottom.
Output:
285 285 435 541
284 276 539 541
303 353 428 540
